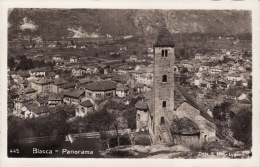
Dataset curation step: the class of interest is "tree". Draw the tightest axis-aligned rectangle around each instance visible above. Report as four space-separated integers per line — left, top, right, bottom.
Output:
8 56 16 69
231 109 252 148
212 102 232 122
16 55 34 70
86 106 115 132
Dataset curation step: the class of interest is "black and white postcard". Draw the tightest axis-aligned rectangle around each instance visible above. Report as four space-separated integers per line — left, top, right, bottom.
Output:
1 0 259 167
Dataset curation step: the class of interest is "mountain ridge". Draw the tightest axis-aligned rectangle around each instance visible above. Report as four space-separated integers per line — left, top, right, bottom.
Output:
8 9 252 40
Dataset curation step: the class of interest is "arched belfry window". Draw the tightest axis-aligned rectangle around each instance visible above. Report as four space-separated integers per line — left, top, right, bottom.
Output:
162 101 166 107
161 50 165 57
165 50 168 57
162 75 167 82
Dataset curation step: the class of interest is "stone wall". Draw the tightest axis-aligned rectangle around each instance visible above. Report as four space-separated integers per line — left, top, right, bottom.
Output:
136 109 149 130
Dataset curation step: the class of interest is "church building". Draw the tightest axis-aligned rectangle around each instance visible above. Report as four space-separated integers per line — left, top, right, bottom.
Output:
136 28 218 146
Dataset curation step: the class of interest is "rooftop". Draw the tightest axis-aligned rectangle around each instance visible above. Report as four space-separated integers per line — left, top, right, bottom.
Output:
79 100 93 108
135 100 148 110
84 81 116 91
64 88 85 98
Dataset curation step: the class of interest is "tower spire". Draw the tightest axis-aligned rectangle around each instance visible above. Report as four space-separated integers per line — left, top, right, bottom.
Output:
155 25 175 47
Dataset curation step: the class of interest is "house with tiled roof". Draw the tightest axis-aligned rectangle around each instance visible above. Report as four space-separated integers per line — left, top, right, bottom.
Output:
135 83 151 93
76 100 94 117
98 64 111 74
84 81 116 100
70 56 78 63
116 65 134 75
72 66 87 77
116 84 129 98
48 93 63 107
53 54 64 63
51 78 68 93
30 78 54 93
14 99 37 118
16 103 38 119
63 88 85 105
58 82 76 92
29 67 48 77
139 73 153 85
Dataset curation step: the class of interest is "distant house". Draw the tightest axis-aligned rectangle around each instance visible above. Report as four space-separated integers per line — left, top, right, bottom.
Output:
218 81 228 89
117 65 133 75
29 68 46 77
200 81 211 89
199 64 209 72
135 83 150 93
84 81 116 100
14 96 36 116
116 84 129 98
194 53 204 59
70 56 78 63
48 94 63 107
53 55 64 64
147 48 153 53
63 89 85 105
119 46 127 51
193 77 203 87
76 100 94 117
147 53 154 58
182 61 193 69
17 103 38 119
227 74 244 82
139 73 153 85
210 66 222 74
130 55 138 62
98 64 110 74
237 93 248 101
72 67 87 77
31 106 50 117
51 78 68 93
30 78 54 93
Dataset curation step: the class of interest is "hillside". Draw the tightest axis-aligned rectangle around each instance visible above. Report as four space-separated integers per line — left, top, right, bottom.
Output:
8 9 252 40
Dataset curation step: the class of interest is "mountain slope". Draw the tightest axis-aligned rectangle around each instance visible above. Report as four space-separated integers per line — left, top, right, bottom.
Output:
8 9 252 40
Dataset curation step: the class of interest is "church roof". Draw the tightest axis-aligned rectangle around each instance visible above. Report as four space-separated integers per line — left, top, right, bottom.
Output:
171 117 200 135
135 100 148 110
154 27 175 47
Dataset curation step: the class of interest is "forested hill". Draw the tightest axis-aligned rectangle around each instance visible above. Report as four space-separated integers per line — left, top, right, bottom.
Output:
8 9 251 40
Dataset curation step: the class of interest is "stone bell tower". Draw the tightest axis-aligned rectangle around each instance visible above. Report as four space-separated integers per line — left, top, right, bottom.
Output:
152 27 175 144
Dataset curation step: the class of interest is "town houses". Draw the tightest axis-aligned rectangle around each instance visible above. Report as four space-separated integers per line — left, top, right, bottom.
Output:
9 42 251 122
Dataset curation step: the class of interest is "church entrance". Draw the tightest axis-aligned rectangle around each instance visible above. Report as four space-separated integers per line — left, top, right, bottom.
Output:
161 117 165 125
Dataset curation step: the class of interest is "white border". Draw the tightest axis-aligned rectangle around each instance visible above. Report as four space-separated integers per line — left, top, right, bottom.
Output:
0 0 259 167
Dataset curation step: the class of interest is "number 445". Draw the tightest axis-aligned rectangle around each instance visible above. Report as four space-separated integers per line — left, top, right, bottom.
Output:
10 149 19 154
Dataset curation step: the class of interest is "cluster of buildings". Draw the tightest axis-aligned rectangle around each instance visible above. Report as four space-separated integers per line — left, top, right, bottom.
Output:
8 28 251 147
8 53 157 122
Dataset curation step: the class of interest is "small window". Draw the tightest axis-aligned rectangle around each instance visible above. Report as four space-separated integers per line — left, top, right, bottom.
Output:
165 50 168 57
161 117 165 125
162 75 167 82
162 101 166 107
81 107 85 113
161 50 165 57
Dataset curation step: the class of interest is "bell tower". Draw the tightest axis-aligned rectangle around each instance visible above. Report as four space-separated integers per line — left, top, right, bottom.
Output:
152 27 175 143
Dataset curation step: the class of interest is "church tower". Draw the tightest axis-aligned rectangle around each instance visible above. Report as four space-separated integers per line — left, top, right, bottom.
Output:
152 27 175 144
